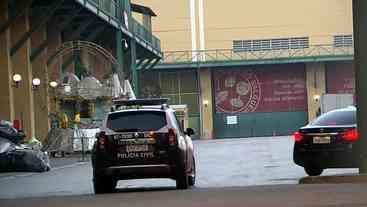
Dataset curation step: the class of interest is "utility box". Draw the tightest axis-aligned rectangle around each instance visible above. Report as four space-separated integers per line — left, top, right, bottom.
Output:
320 94 354 114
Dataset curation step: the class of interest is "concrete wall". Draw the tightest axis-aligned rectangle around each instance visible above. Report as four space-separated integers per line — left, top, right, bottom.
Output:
134 0 353 51
306 62 326 122
133 0 192 51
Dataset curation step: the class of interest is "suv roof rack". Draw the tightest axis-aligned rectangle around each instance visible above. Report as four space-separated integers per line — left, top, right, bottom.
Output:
112 98 169 108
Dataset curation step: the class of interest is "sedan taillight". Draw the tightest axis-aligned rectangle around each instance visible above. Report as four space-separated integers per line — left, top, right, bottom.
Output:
342 129 359 142
293 131 304 143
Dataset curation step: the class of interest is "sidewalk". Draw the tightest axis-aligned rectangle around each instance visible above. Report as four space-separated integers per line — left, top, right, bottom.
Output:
299 173 367 184
0 153 90 179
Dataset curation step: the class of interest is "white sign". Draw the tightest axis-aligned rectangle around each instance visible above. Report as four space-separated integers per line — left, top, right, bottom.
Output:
227 116 238 125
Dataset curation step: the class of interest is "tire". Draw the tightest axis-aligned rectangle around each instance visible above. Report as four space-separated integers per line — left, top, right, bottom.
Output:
176 170 189 189
305 167 323 176
93 175 117 194
176 156 189 189
188 158 196 186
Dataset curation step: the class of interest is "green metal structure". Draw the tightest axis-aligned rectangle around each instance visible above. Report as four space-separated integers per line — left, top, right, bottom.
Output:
154 44 353 70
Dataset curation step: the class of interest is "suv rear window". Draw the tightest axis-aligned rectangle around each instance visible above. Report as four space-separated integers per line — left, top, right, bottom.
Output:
310 110 356 126
107 111 167 132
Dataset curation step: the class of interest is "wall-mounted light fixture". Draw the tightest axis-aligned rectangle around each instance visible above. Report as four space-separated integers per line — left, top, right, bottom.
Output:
313 94 321 102
121 39 129 50
49 81 58 88
32 78 41 90
203 99 209 107
12 74 22 88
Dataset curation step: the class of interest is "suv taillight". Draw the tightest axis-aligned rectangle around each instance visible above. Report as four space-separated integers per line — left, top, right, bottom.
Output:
98 131 108 150
342 129 359 142
168 128 177 146
293 131 303 143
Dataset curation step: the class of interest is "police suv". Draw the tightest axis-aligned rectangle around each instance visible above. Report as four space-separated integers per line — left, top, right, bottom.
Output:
91 99 196 194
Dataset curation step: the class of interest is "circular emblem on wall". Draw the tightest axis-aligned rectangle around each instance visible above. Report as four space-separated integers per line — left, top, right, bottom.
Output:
215 71 261 113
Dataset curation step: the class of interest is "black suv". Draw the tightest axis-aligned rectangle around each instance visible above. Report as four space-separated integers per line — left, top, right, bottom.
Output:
92 99 196 194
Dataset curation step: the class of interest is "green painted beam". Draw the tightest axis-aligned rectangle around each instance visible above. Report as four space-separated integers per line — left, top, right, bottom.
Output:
10 0 66 56
138 58 153 70
61 26 106 72
67 17 97 40
31 9 83 63
61 54 76 71
136 59 144 67
130 39 139 97
145 58 160 70
0 0 35 34
153 55 354 70
30 40 47 62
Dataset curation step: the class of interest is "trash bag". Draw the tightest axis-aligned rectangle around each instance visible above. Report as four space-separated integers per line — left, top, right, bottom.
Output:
0 137 15 154
0 121 25 144
27 137 42 151
0 138 51 173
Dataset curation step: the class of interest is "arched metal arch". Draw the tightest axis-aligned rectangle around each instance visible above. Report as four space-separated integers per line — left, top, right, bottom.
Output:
47 41 124 82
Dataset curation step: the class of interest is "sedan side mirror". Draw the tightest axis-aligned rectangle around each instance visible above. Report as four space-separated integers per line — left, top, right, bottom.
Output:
185 128 195 136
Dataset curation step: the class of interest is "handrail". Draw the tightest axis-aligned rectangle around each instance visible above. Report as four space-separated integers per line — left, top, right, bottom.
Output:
160 45 354 64
78 0 161 52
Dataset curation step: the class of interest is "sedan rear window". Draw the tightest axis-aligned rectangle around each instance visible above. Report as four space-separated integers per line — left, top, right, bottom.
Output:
107 111 167 132
310 110 356 126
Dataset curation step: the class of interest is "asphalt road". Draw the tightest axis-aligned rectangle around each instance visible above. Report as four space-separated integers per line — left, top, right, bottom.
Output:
0 136 359 201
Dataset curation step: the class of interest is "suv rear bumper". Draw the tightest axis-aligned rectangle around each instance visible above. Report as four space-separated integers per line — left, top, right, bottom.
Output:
99 164 175 180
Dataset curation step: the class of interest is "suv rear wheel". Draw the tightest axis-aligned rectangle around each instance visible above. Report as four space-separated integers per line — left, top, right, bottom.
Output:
93 174 117 194
188 158 196 186
304 167 323 176
176 170 189 189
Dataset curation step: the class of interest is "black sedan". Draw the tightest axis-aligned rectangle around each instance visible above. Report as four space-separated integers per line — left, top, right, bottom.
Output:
293 106 360 176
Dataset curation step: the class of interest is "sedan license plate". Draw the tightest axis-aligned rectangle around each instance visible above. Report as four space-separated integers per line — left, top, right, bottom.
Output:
313 136 331 144
126 145 149 153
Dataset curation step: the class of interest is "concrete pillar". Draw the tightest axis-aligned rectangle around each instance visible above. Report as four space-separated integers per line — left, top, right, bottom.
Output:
0 0 15 121
306 62 326 122
199 69 213 139
30 16 50 140
353 0 367 173
10 9 35 138
47 21 62 114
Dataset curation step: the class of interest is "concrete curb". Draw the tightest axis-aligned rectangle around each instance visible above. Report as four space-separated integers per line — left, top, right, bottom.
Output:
299 174 367 184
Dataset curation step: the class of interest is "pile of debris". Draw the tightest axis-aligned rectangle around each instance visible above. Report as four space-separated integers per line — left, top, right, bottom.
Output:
0 121 51 173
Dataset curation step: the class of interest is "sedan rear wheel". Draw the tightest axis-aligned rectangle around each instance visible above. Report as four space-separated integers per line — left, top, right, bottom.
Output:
305 167 323 176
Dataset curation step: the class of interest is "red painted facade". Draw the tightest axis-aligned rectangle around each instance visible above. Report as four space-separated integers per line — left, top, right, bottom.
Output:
326 61 355 94
213 64 308 113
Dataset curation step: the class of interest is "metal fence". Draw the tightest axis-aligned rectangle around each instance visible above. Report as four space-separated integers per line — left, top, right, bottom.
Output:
80 0 161 52
161 45 354 64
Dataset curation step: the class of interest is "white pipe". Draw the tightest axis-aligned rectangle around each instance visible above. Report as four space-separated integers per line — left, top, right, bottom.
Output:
198 0 206 61
190 0 198 61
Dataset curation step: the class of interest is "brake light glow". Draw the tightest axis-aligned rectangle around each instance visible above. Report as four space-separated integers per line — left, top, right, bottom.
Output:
342 129 359 142
148 131 156 139
293 131 303 142
98 131 108 149
168 128 177 146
